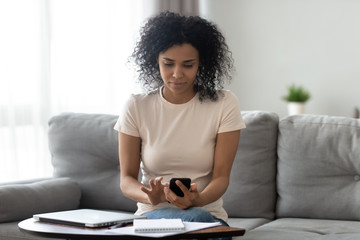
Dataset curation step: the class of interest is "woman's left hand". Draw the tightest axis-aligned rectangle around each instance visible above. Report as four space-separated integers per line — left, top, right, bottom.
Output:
164 180 201 209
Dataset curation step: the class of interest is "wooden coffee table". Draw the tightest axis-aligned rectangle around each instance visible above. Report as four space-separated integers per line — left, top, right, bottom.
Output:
19 218 245 239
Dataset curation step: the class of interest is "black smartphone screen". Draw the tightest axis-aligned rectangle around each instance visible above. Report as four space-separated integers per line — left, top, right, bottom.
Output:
169 178 191 197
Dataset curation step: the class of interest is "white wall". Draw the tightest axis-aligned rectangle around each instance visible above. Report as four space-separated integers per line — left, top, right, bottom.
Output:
200 0 360 118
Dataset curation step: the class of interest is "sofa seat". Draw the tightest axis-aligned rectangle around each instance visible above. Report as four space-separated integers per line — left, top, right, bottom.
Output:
241 218 360 240
228 218 271 231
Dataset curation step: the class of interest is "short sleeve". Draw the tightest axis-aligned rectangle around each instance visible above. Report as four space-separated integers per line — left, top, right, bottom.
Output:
113 95 140 137
218 91 246 133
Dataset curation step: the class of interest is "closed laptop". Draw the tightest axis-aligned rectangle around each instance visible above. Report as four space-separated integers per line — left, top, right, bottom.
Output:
33 209 146 228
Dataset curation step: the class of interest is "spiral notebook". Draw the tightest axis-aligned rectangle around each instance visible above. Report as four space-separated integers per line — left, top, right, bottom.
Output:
133 218 185 233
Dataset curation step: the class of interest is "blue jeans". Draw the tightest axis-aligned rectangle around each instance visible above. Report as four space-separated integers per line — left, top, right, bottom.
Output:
142 207 231 240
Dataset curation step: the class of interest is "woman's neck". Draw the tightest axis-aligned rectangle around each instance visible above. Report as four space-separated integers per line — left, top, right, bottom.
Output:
161 87 196 104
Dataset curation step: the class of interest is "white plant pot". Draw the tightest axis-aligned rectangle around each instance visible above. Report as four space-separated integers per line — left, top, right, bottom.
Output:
287 102 305 116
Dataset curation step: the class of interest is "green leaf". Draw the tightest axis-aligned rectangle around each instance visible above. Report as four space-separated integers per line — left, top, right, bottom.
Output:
282 84 311 102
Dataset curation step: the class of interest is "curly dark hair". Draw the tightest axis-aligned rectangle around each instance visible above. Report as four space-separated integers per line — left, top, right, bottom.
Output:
130 11 234 101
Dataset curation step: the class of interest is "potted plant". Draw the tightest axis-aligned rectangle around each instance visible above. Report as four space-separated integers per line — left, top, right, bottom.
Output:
282 84 311 115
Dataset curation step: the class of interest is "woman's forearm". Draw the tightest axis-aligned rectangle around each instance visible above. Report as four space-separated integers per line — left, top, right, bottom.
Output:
119 132 152 204
194 176 230 207
120 175 151 204
194 131 240 207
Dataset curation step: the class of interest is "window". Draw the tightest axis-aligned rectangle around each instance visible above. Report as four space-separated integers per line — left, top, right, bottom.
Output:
0 0 145 182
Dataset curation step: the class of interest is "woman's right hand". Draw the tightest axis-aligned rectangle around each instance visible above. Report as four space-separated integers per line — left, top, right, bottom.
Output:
140 177 166 205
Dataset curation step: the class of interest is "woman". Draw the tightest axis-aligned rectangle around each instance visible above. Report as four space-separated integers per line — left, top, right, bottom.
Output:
114 11 246 227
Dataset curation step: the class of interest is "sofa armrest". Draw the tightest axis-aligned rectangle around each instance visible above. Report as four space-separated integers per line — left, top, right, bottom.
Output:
0 177 81 223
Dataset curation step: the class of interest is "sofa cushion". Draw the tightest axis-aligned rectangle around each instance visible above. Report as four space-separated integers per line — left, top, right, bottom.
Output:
227 218 270 231
48 113 137 212
277 114 360 220
241 218 360 240
223 111 279 220
0 178 80 223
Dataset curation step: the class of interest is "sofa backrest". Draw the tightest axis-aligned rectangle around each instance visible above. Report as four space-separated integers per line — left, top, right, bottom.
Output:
48 113 137 212
48 111 279 218
276 114 360 221
223 111 279 220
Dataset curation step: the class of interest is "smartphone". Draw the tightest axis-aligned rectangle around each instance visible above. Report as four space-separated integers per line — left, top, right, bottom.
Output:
169 178 191 197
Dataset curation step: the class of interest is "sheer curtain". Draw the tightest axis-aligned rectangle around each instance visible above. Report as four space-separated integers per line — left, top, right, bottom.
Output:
146 0 199 16
0 0 50 182
0 0 146 182
0 0 199 183
49 0 148 114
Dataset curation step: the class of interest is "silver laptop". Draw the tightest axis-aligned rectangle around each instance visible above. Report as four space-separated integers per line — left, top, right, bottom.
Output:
33 209 146 228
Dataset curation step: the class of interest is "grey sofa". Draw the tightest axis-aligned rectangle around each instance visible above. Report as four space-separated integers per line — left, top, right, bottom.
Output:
1 111 360 240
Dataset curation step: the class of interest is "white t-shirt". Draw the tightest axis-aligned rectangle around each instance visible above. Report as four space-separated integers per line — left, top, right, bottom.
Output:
114 88 246 221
